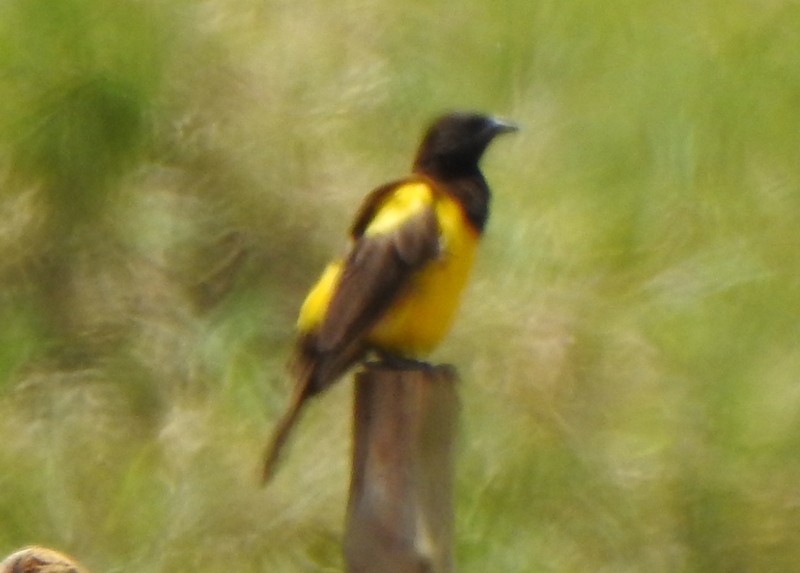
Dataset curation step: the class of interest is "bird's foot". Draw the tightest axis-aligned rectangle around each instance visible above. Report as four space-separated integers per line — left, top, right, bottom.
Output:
373 351 432 371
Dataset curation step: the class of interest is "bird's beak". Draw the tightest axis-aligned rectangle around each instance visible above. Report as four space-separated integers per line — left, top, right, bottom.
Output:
490 117 520 135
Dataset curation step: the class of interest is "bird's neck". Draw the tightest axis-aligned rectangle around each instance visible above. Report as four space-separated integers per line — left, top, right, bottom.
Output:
448 173 491 233
415 166 491 233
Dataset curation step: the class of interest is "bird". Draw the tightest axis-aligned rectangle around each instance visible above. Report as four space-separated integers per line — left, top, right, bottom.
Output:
262 111 517 482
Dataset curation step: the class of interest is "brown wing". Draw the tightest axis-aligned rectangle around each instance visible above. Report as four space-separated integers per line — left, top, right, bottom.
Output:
317 199 439 353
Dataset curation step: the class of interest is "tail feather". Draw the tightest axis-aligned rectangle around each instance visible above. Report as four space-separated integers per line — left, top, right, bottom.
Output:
261 336 317 483
261 384 307 482
261 332 367 483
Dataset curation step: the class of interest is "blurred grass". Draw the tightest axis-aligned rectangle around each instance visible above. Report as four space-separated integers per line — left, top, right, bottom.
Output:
1 0 800 571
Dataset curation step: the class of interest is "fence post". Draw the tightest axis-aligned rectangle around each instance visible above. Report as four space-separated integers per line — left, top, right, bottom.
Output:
344 363 458 573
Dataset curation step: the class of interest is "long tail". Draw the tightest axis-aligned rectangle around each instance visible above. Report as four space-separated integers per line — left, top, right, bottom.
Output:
261 333 366 483
261 385 307 482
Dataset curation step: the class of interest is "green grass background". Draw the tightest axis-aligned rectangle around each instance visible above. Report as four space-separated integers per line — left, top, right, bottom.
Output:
1 0 800 571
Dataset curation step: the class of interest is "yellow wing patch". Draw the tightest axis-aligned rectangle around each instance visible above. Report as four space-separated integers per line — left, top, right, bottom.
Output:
363 182 433 236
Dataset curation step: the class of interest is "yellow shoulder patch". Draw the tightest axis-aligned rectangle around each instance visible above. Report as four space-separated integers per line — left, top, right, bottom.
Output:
363 182 433 236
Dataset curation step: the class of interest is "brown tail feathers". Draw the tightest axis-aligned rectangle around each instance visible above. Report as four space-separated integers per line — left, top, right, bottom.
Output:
261 333 368 483
261 386 307 482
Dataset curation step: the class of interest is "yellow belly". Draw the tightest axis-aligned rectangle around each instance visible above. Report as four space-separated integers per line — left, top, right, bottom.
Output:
296 184 479 357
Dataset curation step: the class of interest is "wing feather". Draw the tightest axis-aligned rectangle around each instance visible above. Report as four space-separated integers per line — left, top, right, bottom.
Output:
316 200 439 352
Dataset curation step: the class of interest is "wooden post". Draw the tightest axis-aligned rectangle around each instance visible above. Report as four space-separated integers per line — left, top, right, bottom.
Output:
344 363 458 573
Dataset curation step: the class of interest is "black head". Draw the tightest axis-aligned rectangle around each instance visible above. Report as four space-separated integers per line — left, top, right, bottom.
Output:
413 111 518 180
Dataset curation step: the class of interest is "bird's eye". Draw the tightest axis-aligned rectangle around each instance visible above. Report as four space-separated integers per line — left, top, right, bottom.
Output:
470 117 486 129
